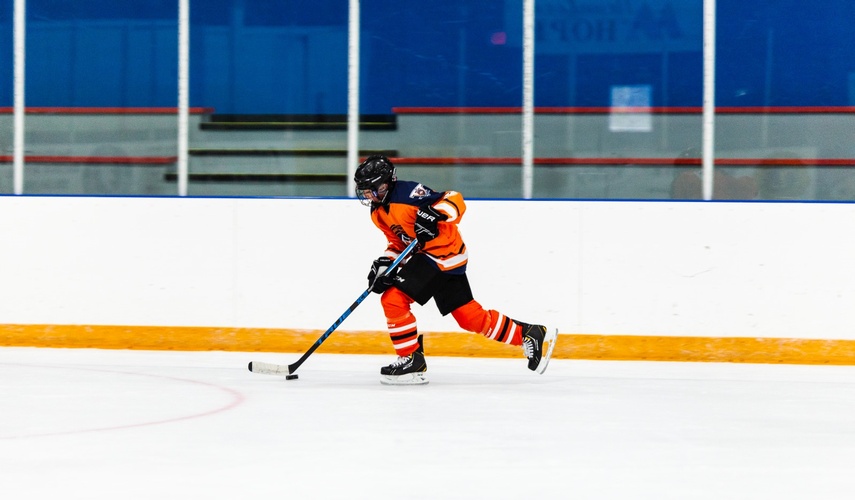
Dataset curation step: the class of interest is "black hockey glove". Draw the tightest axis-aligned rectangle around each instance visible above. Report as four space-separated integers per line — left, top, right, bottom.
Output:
367 256 396 294
414 204 447 246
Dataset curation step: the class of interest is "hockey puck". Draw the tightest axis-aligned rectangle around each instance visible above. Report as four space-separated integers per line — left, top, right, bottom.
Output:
285 374 299 380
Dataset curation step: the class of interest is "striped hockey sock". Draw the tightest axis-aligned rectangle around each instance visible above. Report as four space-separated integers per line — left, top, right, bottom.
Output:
387 312 420 356
484 311 523 346
451 300 524 346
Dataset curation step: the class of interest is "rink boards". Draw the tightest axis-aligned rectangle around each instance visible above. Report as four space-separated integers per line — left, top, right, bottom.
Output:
2 196 854 365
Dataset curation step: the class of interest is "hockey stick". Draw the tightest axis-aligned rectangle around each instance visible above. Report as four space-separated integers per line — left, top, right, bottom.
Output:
248 238 420 377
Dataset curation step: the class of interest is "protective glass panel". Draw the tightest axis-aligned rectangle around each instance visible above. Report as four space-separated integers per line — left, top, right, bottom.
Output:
358 1 524 198
20 0 179 195
714 1 855 201
535 1 704 200
5 1 854 200
186 0 349 197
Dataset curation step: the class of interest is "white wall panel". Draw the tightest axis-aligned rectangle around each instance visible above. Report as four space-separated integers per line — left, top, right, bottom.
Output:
1 196 853 340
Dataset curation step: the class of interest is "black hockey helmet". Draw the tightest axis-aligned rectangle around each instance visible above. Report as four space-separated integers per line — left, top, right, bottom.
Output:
355 155 396 205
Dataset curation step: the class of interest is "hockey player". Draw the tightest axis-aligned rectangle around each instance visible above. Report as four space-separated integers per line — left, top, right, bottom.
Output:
354 154 557 385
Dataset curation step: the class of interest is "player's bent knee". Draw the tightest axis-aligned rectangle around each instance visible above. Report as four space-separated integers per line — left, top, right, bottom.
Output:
381 287 414 319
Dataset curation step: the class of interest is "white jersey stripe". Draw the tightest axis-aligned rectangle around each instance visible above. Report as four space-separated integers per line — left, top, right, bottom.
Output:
433 199 459 222
426 249 468 271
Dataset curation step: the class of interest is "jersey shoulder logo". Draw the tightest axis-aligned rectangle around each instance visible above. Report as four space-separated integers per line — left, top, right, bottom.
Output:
408 183 432 199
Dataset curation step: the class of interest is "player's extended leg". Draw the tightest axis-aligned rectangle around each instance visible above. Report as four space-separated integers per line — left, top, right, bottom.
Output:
378 287 428 385
451 299 557 373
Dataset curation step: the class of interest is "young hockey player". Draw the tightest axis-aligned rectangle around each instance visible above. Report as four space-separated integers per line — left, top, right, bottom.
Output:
354 154 557 385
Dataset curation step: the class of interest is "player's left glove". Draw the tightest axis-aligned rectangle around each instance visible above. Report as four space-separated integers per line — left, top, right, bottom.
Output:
414 204 447 246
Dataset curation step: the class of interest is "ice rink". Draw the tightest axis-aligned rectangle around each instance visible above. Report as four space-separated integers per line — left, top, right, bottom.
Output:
2 346 855 499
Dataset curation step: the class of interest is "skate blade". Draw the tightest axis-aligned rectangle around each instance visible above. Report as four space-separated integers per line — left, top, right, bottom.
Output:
536 328 559 375
380 372 429 385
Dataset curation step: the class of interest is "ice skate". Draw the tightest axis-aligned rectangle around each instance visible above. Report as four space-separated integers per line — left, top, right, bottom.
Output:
520 322 558 374
380 349 428 385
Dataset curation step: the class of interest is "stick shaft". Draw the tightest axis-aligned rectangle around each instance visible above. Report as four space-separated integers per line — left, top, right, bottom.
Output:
285 238 419 374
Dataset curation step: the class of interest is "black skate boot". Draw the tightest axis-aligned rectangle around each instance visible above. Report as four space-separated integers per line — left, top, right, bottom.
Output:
518 322 558 374
380 335 428 385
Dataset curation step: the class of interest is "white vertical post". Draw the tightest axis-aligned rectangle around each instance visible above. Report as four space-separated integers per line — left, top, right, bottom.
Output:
521 0 535 199
13 0 25 195
346 0 360 197
702 0 716 201
177 0 190 196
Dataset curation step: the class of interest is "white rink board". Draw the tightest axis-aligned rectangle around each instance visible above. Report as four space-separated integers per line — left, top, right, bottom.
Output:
1 196 854 340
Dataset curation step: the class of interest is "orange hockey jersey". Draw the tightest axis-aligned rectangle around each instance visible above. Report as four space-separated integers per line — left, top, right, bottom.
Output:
370 180 468 272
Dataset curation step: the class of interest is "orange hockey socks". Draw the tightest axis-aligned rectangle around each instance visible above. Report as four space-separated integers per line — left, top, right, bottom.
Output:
381 288 420 356
387 312 419 356
451 300 522 346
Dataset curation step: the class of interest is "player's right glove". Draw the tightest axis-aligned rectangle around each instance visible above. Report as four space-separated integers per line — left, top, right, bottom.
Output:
367 256 396 294
415 204 447 246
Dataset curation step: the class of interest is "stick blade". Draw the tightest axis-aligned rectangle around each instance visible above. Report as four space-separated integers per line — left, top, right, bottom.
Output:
248 361 292 376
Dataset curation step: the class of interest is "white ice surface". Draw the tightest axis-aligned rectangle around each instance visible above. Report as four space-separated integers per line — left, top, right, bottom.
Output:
2 347 855 500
